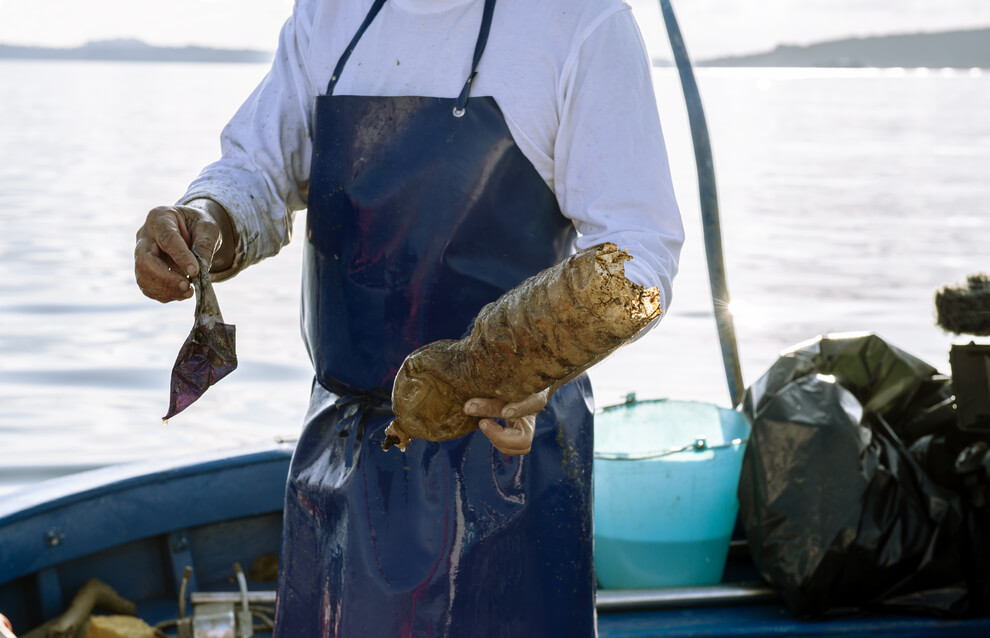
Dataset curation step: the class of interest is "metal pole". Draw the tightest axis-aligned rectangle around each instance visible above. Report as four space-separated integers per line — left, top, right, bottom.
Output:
658 0 745 408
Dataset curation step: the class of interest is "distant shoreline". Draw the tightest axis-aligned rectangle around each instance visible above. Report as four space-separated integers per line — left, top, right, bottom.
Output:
3 27 990 68
697 27 990 69
0 39 273 64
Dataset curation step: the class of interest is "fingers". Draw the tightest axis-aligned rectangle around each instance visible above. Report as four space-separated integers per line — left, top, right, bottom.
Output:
463 389 549 420
134 205 220 303
155 208 198 277
187 214 222 271
478 415 535 456
464 393 545 456
134 234 193 303
502 388 549 419
463 397 507 418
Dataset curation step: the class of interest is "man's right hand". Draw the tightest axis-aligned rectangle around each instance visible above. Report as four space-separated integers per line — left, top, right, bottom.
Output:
134 200 235 303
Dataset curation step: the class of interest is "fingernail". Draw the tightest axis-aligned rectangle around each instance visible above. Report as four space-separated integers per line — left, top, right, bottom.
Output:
186 265 197 277
178 280 189 292
503 408 517 418
465 400 480 413
478 421 489 432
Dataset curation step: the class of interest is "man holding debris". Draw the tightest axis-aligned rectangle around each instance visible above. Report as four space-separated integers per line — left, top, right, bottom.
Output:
134 0 683 634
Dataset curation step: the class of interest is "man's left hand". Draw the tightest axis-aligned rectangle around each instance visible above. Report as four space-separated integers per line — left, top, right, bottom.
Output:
464 389 549 456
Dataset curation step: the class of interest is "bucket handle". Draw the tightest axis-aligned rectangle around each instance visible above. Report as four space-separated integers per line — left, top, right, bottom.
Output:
594 437 746 461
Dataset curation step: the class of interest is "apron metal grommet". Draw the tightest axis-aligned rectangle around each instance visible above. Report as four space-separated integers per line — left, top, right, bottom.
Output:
452 106 466 118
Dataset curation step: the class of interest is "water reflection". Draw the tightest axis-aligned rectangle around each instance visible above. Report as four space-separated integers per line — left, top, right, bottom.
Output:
0 63 988 496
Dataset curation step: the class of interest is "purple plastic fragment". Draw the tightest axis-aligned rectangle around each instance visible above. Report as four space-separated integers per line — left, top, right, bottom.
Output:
163 255 237 421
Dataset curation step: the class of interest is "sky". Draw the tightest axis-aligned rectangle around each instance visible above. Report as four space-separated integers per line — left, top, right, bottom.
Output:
2 0 990 59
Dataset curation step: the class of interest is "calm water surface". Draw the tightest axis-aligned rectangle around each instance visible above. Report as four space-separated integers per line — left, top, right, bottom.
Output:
1 61 988 496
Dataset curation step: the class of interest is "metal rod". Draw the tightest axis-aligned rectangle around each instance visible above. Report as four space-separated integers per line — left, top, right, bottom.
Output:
191 591 278 605
596 582 777 612
234 563 250 610
179 566 192 619
189 583 777 612
658 0 745 408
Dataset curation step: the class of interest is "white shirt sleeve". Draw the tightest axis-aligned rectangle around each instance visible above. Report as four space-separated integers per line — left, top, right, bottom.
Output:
179 2 316 280
553 6 684 318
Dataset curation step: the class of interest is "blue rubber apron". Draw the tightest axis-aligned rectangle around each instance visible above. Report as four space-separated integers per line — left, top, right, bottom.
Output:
274 0 596 634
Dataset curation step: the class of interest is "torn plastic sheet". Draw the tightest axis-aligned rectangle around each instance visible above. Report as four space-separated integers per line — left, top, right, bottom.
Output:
163 256 237 421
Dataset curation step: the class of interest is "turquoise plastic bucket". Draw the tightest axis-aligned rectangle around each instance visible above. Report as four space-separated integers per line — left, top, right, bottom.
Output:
593 399 750 589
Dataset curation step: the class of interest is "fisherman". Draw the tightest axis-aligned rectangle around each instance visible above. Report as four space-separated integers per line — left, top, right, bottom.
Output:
134 0 683 634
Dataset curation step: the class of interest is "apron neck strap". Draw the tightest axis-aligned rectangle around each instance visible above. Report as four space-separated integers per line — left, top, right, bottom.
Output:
453 0 496 116
327 0 389 95
326 0 498 117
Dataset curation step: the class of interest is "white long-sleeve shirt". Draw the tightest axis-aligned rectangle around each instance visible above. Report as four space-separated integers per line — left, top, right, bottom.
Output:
181 0 684 314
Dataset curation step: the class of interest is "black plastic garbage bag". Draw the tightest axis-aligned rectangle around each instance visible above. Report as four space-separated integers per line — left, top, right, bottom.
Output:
738 333 990 619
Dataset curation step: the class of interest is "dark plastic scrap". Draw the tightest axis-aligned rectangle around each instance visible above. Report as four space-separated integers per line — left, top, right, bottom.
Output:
738 333 990 619
163 255 237 421
935 274 990 336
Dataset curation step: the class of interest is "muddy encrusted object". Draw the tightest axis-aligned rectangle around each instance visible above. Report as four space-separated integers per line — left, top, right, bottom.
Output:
22 579 139 638
935 273 990 336
384 243 662 449
83 616 159 638
163 254 237 421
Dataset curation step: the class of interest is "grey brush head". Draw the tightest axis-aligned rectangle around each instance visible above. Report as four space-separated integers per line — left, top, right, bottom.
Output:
935 274 990 336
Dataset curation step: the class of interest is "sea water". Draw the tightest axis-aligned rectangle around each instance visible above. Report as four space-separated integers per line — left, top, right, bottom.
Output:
1 62 989 496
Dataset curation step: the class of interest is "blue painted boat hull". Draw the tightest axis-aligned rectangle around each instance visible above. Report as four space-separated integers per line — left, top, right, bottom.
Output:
1 442 988 636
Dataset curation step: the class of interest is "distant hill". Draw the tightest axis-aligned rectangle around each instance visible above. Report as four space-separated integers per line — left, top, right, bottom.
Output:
6 29 990 69
0 39 273 63
700 27 990 68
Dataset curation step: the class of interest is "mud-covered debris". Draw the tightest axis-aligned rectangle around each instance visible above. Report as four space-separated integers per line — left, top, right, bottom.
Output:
385 243 661 448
